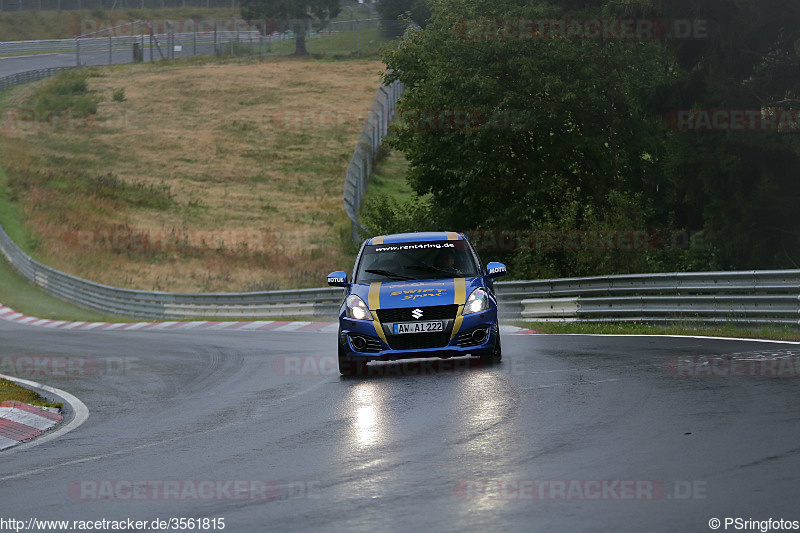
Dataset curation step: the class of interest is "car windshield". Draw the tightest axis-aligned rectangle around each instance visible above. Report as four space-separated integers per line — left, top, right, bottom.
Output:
354 241 481 283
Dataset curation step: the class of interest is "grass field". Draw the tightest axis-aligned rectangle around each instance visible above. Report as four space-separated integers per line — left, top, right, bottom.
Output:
0 56 384 292
361 147 411 202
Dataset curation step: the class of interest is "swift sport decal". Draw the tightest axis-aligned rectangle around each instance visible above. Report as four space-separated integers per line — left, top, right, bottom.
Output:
381 280 455 306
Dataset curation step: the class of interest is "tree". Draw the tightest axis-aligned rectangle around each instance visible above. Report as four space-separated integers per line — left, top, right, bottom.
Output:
383 0 674 277
637 0 800 268
241 0 341 56
376 0 431 37
381 0 800 276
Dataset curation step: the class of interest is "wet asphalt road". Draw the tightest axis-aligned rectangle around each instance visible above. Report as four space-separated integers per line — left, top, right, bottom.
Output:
1 318 799 533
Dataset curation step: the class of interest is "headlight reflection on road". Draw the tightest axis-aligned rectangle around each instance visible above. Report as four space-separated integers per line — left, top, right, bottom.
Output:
349 381 386 448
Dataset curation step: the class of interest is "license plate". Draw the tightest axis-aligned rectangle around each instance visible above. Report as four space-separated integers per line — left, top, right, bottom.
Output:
393 321 444 334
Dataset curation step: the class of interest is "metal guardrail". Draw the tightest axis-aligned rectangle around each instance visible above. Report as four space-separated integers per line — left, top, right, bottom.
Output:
1 212 798 323
0 66 75 91
502 271 800 325
0 221 345 319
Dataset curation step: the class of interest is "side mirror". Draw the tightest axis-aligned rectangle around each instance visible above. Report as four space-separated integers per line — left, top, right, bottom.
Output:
327 271 349 287
486 262 507 278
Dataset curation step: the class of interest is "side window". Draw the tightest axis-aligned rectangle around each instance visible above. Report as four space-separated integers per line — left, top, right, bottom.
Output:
466 239 482 273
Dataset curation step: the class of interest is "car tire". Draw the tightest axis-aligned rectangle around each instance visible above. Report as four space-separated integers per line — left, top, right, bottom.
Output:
479 335 502 366
338 345 367 376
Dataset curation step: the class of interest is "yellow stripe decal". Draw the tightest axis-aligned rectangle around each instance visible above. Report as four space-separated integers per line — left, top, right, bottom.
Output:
372 236 384 245
450 278 466 340
368 282 388 344
445 231 460 241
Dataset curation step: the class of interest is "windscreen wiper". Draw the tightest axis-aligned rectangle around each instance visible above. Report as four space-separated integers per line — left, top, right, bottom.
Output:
407 264 462 277
364 269 416 281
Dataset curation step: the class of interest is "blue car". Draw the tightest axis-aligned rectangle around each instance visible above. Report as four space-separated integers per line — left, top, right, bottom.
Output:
327 231 507 376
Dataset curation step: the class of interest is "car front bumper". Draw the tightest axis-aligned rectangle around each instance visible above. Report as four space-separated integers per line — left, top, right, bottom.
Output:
338 310 500 362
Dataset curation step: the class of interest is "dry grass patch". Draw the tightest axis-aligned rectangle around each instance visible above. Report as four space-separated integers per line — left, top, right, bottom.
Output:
1 58 384 291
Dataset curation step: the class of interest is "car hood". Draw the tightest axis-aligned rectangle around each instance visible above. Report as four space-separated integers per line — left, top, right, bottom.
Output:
350 277 485 310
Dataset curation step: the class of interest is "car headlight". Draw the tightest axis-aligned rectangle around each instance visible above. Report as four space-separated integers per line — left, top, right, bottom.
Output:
346 295 372 320
463 288 489 315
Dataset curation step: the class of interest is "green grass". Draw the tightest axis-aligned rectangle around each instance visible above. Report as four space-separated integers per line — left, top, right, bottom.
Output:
513 320 800 342
0 153 38 257
30 68 98 117
235 27 388 58
0 153 128 321
308 27 385 57
0 252 125 322
363 148 412 202
0 377 63 409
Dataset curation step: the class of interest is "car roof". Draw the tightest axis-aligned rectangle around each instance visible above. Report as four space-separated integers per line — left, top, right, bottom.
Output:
366 231 465 245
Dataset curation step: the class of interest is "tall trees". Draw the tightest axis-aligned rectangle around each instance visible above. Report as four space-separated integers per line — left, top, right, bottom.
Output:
376 0 431 36
383 0 673 276
379 0 800 275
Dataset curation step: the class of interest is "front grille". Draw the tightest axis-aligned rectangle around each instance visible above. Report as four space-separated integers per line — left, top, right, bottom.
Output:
377 304 458 323
348 334 383 353
388 332 451 350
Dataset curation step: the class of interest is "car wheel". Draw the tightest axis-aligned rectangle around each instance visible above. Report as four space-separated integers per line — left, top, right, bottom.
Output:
338 345 367 376
479 335 502 366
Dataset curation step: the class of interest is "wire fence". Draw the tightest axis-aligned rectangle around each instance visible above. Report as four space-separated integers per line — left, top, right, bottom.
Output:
0 18 383 67
341 23 418 243
343 78 404 242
